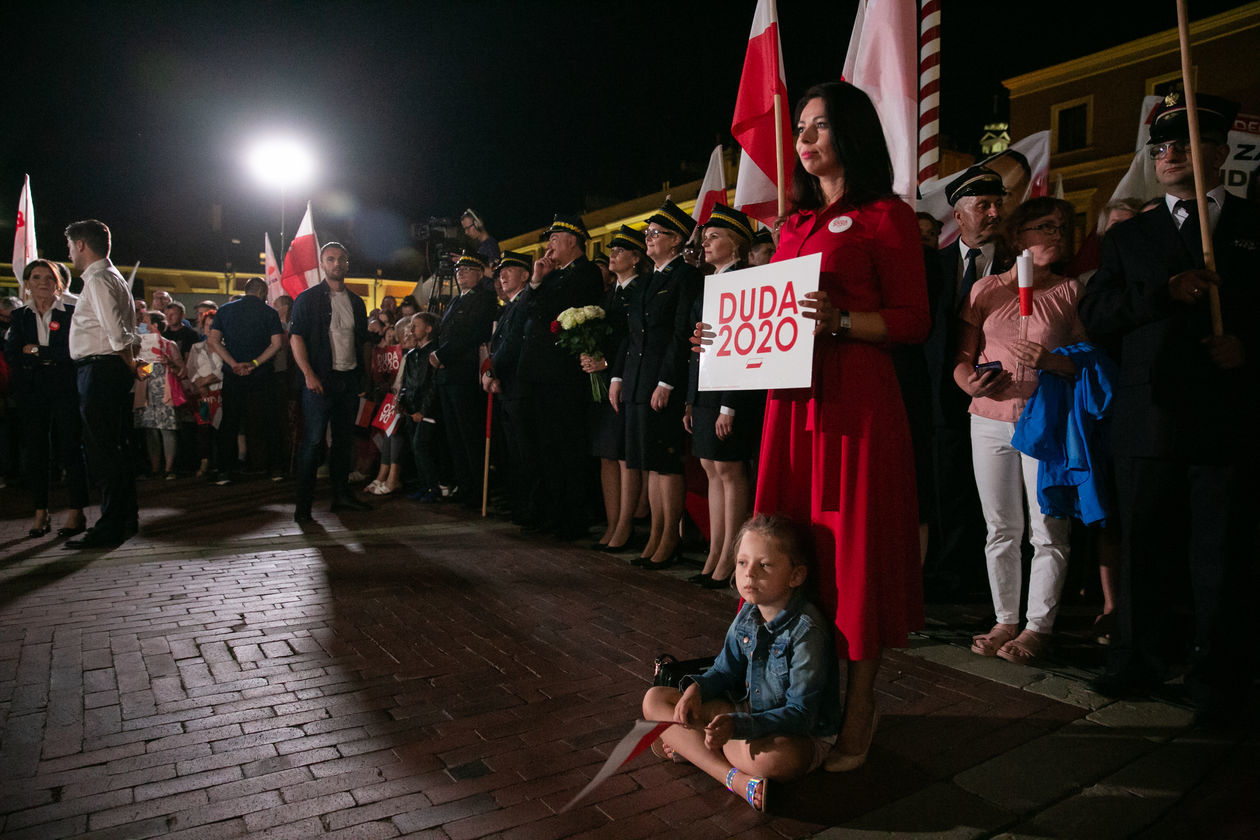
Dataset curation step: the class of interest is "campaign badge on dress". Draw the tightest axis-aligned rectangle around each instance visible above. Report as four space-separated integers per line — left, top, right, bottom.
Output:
828 216 854 234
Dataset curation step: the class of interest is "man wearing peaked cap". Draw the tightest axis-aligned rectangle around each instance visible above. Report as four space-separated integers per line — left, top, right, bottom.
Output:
1080 90 1258 725
517 214 604 539
483 250 534 524
920 164 1007 602
608 199 703 568
431 250 498 506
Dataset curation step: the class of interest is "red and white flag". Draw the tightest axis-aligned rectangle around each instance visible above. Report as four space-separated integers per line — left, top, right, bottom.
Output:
559 720 672 813
13 175 37 298
280 202 322 300
692 145 728 225
731 0 792 224
843 0 919 203
264 232 283 304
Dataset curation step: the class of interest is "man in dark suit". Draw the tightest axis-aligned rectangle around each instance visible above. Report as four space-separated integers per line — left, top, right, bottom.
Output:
431 252 498 505
1080 92 1259 724
482 251 533 524
921 166 1006 600
519 215 604 540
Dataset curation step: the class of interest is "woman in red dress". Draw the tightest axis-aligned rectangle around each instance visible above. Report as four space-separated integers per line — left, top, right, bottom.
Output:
756 81 930 771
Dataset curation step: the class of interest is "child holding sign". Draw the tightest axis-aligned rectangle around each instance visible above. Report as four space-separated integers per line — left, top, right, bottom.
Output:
641 514 840 812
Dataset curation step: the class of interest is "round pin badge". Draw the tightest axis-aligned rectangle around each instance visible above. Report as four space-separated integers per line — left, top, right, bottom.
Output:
49 321 61 331
828 216 854 233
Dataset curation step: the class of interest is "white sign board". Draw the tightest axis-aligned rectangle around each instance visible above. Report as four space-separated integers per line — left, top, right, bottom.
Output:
137 332 167 364
698 253 820 391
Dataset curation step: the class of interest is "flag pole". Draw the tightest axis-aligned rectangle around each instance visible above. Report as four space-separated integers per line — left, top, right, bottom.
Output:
481 392 493 518
1175 0 1222 336
774 93 786 219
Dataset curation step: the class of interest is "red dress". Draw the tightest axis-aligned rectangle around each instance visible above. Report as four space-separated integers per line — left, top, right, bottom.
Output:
754 196 930 660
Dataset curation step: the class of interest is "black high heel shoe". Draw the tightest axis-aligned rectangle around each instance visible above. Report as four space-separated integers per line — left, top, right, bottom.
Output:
28 523 51 538
702 572 733 590
57 524 87 538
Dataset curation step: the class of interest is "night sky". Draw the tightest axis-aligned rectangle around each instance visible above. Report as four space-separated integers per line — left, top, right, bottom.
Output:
3 0 1248 276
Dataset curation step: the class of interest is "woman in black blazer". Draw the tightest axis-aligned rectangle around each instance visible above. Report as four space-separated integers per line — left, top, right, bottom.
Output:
4 260 89 537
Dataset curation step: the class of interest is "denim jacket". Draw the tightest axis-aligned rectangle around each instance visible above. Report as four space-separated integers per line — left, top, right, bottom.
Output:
681 590 840 741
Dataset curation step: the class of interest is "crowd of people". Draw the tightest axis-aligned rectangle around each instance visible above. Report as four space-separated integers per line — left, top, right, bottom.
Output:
0 81 1254 810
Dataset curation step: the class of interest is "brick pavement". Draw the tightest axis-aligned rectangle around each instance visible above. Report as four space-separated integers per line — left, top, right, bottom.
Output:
0 477 1255 839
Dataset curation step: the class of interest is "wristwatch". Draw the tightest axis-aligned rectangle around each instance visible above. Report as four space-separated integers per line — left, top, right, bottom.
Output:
833 311 851 336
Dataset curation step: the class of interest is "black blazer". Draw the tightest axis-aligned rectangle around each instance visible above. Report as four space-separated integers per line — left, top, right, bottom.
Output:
1079 193 1260 461
397 340 440 418
3 303 76 394
685 267 759 412
611 256 703 403
519 256 604 389
922 244 973 428
489 290 531 400
434 286 497 386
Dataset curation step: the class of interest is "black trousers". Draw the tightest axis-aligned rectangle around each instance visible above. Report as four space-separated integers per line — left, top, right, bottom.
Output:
296 370 359 510
20 373 90 510
520 382 590 535
218 369 283 474
1111 455 1252 708
77 356 138 532
439 382 486 498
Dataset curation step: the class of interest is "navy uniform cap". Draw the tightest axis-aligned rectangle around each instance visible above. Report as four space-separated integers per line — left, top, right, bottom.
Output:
454 251 485 272
608 224 646 252
496 250 531 274
945 165 1005 207
1148 90 1239 145
704 204 755 244
541 214 590 242
646 199 696 239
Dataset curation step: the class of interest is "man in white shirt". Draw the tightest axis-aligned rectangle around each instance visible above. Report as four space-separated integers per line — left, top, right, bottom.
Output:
64 219 140 548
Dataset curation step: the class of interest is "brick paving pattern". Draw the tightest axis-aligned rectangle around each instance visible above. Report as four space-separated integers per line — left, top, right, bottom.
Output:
1 479 1255 838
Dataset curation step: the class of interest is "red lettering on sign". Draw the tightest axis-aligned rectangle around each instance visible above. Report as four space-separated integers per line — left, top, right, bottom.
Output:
719 292 736 324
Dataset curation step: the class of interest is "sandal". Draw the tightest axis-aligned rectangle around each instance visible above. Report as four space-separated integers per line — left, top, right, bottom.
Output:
725 767 767 812
997 629 1050 665
1092 613 1115 646
970 623 1019 657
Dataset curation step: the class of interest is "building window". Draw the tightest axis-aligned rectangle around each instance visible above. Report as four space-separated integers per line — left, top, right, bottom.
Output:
1148 68 1196 97
1051 96 1093 153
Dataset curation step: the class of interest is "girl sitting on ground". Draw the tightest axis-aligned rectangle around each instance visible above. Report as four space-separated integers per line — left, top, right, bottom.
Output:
641 514 840 812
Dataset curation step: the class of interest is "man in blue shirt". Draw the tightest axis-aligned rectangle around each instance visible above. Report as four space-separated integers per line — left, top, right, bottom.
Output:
207 277 284 484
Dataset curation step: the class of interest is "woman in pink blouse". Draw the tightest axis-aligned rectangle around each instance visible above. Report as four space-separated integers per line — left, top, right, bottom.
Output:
953 196 1086 664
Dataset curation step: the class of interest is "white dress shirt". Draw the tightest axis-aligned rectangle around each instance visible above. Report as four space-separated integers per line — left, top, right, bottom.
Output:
69 258 137 360
1166 184 1225 234
34 298 67 347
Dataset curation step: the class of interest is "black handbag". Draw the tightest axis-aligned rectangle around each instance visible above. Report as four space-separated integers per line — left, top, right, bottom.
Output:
652 653 716 688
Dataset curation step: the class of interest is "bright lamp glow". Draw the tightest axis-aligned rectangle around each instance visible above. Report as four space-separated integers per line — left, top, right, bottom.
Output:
248 137 316 190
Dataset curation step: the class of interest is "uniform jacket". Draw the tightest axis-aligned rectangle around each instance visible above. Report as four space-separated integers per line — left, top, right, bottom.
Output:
1078 193 1260 462
519 255 603 388
489 290 530 400
611 255 702 403
434 286 497 386
3 303 76 394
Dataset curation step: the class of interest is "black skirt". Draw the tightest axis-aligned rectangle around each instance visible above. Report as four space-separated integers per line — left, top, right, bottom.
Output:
625 399 686 474
589 397 626 460
690 398 765 463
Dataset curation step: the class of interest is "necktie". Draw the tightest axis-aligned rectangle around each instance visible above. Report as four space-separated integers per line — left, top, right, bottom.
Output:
958 248 981 310
1175 199 1205 266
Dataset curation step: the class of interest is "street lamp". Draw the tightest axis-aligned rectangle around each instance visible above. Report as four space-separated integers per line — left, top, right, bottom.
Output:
247 137 316 258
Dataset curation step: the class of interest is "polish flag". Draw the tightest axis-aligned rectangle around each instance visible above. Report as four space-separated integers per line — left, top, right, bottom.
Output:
559 720 672 813
1017 249 1035 317
264 232 284 304
731 0 792 224
843 0 919 203
280 202 322 300
13 175 37 298
692 145 728 224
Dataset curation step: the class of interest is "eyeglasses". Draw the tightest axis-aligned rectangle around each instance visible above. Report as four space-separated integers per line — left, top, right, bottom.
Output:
1019 222 1066 237
643 229 677 239
1149 140 1191 160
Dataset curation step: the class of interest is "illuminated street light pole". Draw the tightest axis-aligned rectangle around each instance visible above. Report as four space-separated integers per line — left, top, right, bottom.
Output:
247 138 316 260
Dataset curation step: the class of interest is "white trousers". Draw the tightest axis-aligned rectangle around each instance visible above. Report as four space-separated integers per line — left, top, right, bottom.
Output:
970 414 1071 633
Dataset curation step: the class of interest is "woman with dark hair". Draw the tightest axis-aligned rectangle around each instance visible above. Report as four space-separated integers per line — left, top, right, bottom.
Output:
4 259 89 537
685 205 766 588
753 81 931 771
953 196 1086 665
584 226 651 552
